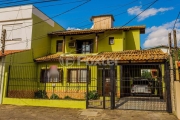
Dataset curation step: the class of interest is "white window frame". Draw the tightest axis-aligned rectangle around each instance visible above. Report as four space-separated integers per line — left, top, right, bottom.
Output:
3 23 22 41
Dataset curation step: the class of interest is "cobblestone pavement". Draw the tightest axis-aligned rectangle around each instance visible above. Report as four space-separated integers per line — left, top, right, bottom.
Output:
0 105 178 120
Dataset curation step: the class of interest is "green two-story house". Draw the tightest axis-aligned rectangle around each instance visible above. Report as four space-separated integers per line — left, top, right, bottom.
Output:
33 15 145 99
2 14 168 110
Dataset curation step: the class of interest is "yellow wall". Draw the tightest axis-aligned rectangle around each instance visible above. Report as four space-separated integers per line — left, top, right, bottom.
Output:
98 31 124 52
31 14 64 58
3 98 86 109
125 29 140 50
50 29 141 54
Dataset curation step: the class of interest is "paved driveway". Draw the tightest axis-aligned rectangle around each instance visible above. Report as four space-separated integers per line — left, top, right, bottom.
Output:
0 105 178 120
116 96 166 110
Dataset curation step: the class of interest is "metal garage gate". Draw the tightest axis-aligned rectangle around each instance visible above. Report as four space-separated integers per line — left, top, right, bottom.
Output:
116 63 171 112
86 63 171 112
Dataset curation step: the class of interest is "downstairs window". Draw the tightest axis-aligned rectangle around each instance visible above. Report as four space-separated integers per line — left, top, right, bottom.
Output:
68 69 88 83
40 69 63 83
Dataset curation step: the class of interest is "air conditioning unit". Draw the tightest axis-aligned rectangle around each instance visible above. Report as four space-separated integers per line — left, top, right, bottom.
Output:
68 42 76 48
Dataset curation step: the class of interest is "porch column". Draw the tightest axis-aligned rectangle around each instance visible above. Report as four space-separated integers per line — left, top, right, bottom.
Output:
95 34 98 53
63 36 65 53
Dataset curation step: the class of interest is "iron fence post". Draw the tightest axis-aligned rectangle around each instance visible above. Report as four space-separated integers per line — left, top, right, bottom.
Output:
165 62 172 113
45 65 47 92
110 64 115 109
86 65 89 109
102 65 105 109
6 65 11 97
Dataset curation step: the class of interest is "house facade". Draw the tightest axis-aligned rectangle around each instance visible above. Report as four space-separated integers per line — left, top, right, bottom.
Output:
1 14 170 111
33 15 145 99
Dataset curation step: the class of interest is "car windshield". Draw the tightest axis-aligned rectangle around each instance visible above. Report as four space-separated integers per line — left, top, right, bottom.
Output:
133 80 149 85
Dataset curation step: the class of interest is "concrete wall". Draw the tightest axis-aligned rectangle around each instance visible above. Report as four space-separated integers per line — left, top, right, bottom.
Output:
0 5 33 50
0 5 62 51
161 48 169 54
174 81 180 119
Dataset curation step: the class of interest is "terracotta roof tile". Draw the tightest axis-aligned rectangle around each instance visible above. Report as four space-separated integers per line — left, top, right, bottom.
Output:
35 53 92 62
0 50 29 57
81 49 168 62
35 49 167 63
35 53 61 62
49 26 146 35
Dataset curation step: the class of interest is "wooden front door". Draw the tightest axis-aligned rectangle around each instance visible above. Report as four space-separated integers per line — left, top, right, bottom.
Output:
103 70 111 96
98 68 116 96
104 78 111 96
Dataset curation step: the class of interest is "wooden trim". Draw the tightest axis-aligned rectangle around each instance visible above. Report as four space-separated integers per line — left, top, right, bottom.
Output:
56 40 63 52
55 31 104 36
95 34 98 53
63 36 65 53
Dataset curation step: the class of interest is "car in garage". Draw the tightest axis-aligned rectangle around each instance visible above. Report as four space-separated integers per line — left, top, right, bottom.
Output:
131 78 152 96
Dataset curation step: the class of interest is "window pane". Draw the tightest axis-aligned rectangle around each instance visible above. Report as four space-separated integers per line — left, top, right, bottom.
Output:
12 24 22 40
109 37 114 45
70 70 77 83
105 70 110 82
57 41 63 52
85 45 90 51
80 70 87 82
82 44 86 53
41 69 61 83
49 69 60 82
40 70 45 83
3 24 22 41
82 42 90 54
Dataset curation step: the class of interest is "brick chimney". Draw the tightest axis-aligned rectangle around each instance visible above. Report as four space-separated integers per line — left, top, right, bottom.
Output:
90 15 115 29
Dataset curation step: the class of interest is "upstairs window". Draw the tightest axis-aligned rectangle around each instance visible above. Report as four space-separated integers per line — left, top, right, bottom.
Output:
76 40 93 54
56 40 63 52
109 37 114 45
3 24 22 41
82 41 91 54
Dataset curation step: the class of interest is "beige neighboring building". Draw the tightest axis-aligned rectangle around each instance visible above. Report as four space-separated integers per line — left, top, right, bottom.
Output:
144 45 169 54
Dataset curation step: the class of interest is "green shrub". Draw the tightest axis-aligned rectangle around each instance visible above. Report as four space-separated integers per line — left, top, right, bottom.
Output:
64 95 72 100
34 90 48 99
86 90 99 100
50 93 60 99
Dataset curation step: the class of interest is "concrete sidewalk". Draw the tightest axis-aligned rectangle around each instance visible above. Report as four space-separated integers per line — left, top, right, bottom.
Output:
0 105 178 120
